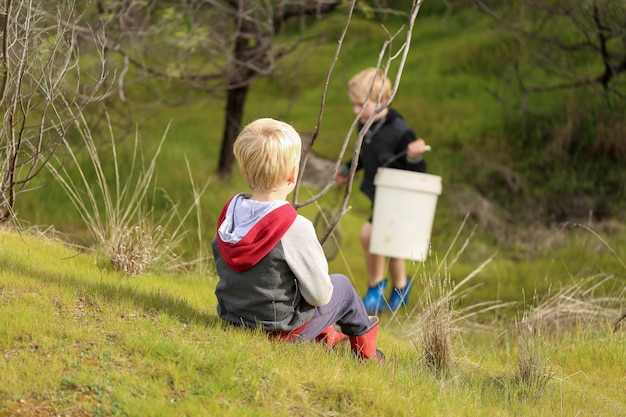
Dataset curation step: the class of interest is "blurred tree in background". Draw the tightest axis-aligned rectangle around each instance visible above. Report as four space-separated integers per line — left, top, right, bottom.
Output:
470 0 626 222
94 0 351 177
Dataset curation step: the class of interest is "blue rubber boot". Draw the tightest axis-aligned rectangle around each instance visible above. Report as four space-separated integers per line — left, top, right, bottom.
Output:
362 280 387 314
386 277 413 312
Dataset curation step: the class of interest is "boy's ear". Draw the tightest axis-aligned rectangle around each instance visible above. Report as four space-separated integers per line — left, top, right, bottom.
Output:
288 166 297 183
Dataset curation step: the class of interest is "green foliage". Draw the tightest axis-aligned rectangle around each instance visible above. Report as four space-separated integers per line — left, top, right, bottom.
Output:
489 90 626 222
448 32 519 76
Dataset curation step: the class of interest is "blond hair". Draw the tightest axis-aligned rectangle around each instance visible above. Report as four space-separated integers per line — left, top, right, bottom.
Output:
233 118 302 192
347 67 392 104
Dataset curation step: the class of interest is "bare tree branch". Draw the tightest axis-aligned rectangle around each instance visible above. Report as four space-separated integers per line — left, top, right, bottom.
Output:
0 0 113 223
472 0 626 99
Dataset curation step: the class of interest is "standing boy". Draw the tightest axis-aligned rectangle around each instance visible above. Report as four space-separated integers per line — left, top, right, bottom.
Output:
335 67 429 314
212 117 384 363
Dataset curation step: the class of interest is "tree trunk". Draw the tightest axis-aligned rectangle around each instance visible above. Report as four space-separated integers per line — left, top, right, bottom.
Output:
217 84 249 178
216 0 253 178
214 0 343 177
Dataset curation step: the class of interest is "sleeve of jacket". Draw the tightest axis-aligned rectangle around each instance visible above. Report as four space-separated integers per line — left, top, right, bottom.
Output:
282 215 333 306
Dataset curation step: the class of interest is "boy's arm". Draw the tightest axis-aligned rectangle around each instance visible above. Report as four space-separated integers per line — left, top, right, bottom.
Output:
282 216 333 306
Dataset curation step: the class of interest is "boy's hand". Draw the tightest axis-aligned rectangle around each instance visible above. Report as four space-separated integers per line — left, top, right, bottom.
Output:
407 138 428 159
335 171 347 187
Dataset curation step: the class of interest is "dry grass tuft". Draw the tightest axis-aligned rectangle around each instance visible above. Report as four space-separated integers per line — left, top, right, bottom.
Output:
511 269 626 395
49 112 209 276
520 274 626 336
515 339 552 393
417 272 455 373
110 225 154 276
514 308 553 395
409 257 507 375
399 217 509 375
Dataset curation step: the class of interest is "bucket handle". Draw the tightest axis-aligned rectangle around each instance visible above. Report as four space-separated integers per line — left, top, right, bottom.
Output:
382 145 431 168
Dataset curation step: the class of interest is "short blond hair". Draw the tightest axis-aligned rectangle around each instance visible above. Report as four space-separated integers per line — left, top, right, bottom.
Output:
233 118 302 192
347 67 392 104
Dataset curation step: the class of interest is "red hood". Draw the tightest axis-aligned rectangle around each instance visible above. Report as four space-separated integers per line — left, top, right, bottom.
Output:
215 198 297 272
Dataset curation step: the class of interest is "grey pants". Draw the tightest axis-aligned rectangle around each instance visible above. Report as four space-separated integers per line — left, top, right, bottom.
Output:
295 274 371 340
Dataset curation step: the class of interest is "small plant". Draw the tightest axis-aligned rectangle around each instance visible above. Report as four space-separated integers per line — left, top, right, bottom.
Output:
401 218 506 375
514 303 553 396
110 224 154 276
418 271 454 373
49 111 209 275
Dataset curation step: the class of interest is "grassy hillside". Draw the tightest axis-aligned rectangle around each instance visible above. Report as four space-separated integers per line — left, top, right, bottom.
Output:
2 229 626 416
2 3 626 415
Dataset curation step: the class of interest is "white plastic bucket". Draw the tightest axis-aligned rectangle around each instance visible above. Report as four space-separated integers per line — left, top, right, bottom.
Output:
370 168 442 261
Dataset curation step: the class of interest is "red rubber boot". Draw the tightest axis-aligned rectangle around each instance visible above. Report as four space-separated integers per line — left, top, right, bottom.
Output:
349 316 385 364
315 325 347 347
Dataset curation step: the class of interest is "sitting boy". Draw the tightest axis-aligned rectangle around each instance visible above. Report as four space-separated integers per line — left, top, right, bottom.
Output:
212 117 384 363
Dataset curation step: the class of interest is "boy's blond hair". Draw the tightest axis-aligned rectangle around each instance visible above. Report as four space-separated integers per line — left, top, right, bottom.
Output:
234 118 301 192
348 67 392 104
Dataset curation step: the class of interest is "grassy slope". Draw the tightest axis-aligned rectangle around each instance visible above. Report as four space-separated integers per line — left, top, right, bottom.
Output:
1 230 625 416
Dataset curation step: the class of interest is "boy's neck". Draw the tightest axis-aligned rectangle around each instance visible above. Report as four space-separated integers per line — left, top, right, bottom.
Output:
250 183 294 202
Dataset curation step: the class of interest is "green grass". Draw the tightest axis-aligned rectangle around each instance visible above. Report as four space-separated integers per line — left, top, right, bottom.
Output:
1 230 625 416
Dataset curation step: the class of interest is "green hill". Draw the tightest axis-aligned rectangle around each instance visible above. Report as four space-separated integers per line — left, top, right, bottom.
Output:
2 3 626 415
2 229 626 416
